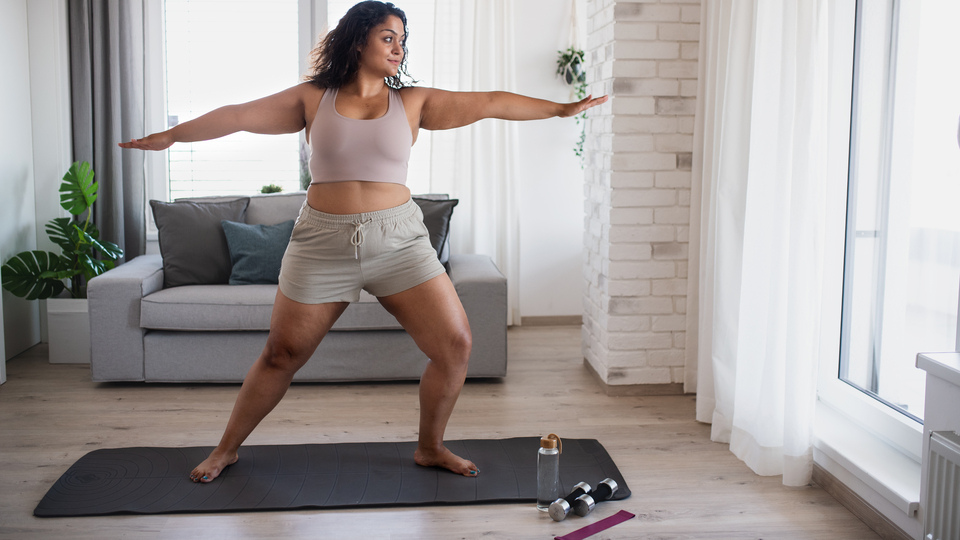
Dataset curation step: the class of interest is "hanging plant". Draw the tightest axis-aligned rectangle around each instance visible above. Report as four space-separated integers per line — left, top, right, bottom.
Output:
556 48 587 98
556 48 588 164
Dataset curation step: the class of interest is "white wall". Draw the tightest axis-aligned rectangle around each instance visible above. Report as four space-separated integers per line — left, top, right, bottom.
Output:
27 0 74 347
581 0 697 386
514 1 587 319
0 239 4 383
0 0 42 362
28 0 74 255
0 236 4 382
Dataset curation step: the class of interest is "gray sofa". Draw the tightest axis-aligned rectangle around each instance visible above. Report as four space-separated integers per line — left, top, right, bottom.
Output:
87 192 507 383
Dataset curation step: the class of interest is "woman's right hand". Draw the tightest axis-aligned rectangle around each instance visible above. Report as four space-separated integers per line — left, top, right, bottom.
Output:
118 131 175 151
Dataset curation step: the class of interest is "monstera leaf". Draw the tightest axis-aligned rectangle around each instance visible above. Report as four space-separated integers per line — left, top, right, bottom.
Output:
75 224 122 280
0 251 73 300
59 161 98 216
81 223 123 261
45 217 77 254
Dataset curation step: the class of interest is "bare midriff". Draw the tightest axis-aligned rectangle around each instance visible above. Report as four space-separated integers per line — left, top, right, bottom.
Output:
306 181 412 215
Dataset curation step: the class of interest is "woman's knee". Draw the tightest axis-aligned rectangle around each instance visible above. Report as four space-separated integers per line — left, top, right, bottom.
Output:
455 327 473 358
438 325 472 368
260 335 313 373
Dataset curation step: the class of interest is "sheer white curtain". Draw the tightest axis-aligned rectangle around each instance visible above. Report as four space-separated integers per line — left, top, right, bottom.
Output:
685 0 829 486
430 0 521 325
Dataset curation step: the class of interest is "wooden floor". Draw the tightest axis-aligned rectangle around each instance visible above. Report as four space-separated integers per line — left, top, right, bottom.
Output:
0 326 880 539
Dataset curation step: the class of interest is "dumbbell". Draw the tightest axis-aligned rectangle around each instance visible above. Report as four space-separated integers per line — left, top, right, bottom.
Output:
572 478 618 516
548 481 591 522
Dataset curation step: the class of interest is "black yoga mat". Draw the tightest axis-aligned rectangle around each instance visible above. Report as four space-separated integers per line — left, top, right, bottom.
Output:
35 437 630 517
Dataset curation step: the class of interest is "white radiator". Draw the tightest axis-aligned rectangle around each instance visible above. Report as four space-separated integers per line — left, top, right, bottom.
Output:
925 431 960 540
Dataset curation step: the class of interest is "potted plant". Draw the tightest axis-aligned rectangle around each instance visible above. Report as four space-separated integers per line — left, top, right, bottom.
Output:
1 161 123 363
557 47 586 92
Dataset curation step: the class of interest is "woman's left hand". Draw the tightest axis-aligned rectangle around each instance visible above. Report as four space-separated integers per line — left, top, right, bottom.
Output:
558 94 609 118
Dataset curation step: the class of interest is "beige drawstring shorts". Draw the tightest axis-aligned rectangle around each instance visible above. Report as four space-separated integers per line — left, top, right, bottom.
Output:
277 199 445 304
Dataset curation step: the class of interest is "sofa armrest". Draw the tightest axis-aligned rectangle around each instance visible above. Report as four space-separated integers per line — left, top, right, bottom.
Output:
87 254 164 381
447 253 508 376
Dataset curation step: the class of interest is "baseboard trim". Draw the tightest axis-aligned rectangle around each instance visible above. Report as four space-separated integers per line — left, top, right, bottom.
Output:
811 463 913 540
520 316 582 327
583 359 685 396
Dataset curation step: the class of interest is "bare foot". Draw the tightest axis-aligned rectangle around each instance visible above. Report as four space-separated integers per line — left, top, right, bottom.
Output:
414 445 479 477
189 448 239 483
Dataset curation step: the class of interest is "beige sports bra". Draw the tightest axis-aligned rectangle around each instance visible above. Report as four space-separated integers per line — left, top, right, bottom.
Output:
308 87 412 186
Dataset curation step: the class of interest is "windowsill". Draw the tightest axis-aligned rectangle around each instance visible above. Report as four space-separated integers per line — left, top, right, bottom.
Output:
916 352 960 388
814 400 920 517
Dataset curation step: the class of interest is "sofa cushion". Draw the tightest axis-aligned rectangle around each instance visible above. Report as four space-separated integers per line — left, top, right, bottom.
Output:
221 219 295 285
150 198 250 287
245 192 307 225
413 197 458 264
140 286 402 331
177 192 306 225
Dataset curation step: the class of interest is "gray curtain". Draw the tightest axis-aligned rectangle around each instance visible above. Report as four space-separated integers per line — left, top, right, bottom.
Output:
69 0 146 261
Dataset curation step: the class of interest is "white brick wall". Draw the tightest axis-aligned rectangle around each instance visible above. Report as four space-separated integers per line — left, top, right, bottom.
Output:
583 0 698 388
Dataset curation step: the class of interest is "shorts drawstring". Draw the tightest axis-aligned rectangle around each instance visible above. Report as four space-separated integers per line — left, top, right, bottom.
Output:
350 218 372 259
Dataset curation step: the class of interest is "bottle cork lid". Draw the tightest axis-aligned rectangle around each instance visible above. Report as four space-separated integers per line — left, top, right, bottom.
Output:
540 433 562 453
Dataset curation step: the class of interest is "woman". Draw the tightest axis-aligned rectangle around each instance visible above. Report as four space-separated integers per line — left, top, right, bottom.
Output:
121 0 607 482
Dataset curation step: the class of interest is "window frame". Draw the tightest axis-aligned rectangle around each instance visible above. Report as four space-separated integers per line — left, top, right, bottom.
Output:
817 0 925 464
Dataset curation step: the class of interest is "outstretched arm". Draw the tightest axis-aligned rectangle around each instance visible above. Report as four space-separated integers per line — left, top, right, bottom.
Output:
119 83 312 151
408 88 608 131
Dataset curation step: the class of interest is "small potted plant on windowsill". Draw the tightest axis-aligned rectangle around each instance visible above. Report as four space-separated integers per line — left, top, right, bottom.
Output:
1 161 123 363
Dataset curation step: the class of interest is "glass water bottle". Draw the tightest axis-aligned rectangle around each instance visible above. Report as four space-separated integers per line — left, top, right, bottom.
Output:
537 433 562 511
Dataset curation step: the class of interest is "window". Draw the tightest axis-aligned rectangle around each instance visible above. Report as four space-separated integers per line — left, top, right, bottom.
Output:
163 0 302 199
157 0 454 201
832 0 960 437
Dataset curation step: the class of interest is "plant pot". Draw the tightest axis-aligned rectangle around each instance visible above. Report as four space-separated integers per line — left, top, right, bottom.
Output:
46 297 90 364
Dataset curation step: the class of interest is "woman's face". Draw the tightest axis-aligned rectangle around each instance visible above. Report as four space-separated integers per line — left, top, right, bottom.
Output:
358 15 405 78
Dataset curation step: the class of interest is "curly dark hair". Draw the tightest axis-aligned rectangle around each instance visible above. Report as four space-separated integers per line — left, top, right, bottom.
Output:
305 1 414 89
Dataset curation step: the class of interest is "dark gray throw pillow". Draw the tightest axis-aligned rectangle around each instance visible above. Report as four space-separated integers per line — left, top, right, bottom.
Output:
221 219 295 285
412 197 458 264
149 198 249 287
